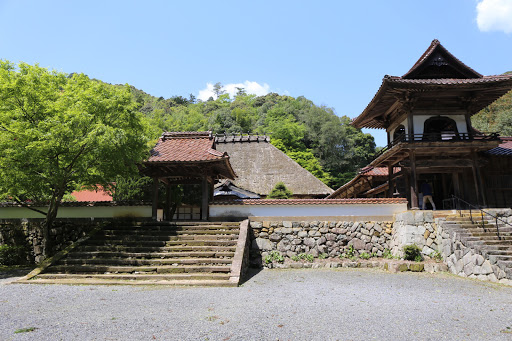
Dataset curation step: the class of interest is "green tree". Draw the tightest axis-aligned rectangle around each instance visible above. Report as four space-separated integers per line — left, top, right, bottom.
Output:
267 182 293 199
0 61 149 257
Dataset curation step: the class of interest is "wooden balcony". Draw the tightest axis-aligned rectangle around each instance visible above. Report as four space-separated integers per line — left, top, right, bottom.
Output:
370 133 501 168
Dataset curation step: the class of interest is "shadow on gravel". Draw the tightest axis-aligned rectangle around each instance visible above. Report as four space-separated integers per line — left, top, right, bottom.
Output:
0 267 32 280
240 266 263 285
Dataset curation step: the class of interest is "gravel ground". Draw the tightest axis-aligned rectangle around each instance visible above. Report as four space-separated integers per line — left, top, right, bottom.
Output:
1 268 512 341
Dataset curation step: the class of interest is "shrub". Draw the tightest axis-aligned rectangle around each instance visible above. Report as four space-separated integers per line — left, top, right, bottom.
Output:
403 244 422 261
0 244 28 266
319 253 328 259
359 252 371 260
267 182 293 199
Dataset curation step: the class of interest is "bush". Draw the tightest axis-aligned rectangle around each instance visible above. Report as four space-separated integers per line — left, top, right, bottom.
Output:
403 244 422 261
0 244 28 266
267 182 293 199
359 252 371 260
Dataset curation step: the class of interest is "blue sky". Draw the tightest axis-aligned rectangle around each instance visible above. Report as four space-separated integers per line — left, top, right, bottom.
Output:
1 0 511 146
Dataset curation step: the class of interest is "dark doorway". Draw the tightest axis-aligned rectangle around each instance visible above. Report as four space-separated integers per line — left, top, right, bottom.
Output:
423 116 459 141
393 125 406 142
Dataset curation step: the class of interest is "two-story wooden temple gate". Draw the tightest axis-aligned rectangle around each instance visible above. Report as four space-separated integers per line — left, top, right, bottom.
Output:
346 39 512 208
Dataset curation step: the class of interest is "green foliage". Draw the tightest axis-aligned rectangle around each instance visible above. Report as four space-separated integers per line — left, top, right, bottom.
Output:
472 88 512 136
382 248 394 259
0 61 150 256
319 253 328 259
403 244 422 261
14 327 36 334
359 252 371 260
341 245 355 259
264 251 284 264
130 88 376 189
292 253 314 262
431 250 443 262
267 182 293 199
0 245 28 266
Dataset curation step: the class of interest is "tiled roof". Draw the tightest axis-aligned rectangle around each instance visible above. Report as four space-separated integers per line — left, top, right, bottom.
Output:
71 188 113 202
148 131 227 162
402 39 482 79
360 167 401 176
351 40 512 129
387 75 512 85
485 137 512 156
212 198 407 205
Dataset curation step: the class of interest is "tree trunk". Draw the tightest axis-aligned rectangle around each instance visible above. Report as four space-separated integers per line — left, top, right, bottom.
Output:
42 189 66 258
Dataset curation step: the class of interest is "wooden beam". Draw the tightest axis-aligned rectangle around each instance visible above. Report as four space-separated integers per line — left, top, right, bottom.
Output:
409 150 419 209
388 164 394 197
164 183 171 221
201 176 209 221
152 177 159 220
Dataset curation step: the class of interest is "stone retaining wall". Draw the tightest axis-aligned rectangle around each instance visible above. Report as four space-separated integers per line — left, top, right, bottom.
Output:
438 209 512 284
390 211 438 258
249 220 394 266
0 219 105 263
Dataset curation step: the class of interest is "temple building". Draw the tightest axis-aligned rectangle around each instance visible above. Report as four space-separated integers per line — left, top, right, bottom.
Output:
329 40 512 209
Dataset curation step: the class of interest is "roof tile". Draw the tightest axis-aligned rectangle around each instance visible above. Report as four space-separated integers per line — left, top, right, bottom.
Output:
148 132 227 162
212 198 407 205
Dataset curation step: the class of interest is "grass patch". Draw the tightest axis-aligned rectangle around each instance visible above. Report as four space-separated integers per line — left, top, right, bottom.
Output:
14 327 36 334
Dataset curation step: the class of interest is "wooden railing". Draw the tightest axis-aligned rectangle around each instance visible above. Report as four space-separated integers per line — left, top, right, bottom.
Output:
372 132 500 161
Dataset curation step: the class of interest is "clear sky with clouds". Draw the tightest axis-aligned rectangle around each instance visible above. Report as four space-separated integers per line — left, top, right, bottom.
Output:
1 0 511 146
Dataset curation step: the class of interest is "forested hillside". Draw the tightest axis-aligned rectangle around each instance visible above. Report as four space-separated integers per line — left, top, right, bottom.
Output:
472 84 512 136
129 84 376 189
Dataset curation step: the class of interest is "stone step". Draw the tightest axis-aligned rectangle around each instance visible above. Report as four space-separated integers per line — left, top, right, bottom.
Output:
68 251 235 259
87 236 238 245
102 225 240 233
482 240 512 246
89 234 238 244
88 240 237 247
77 245 237 252
46 264 231 274
18 277 236 287
34 272 231 281
57 257 233 266
99 230 240 237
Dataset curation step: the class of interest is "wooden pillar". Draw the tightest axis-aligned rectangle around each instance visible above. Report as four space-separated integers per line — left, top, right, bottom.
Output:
409 150 419 209
152 177 159 220
387 164 394 197
201 176 209 221
470 150 484 207
452 172 461 198
407 111 414 142
470 150 487 207
164 183 172 221
465 113 473 140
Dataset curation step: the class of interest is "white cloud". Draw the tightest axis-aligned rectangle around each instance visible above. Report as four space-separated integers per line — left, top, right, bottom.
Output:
197 81 271 101
476 0 512 33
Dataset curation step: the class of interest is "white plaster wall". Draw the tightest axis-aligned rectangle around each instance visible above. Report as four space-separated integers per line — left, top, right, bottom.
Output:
0 206 152 219
412 114 468 135
389 118 408 143
210 203 407 218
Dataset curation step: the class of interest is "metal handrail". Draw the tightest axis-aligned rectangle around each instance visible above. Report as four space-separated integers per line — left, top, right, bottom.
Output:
451 195 512 240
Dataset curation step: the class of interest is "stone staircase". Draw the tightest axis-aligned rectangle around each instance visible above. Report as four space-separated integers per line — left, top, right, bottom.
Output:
23 221 244 286
443 211 512 278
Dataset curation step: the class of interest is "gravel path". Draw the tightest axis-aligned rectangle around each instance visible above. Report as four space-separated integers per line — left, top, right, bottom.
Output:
1 268 512 341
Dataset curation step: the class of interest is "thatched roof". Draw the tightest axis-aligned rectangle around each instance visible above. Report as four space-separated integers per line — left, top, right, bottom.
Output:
215 135 333 197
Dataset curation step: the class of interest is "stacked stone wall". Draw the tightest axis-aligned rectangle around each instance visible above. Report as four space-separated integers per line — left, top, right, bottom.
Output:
0 219 104 263
438 209 512 284
390 211 438 258
249 220 394 265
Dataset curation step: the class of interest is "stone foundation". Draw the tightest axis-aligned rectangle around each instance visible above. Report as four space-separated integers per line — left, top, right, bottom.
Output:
250 220 394 266
390 211 438 258
437 209 512 285
0 219 105 264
